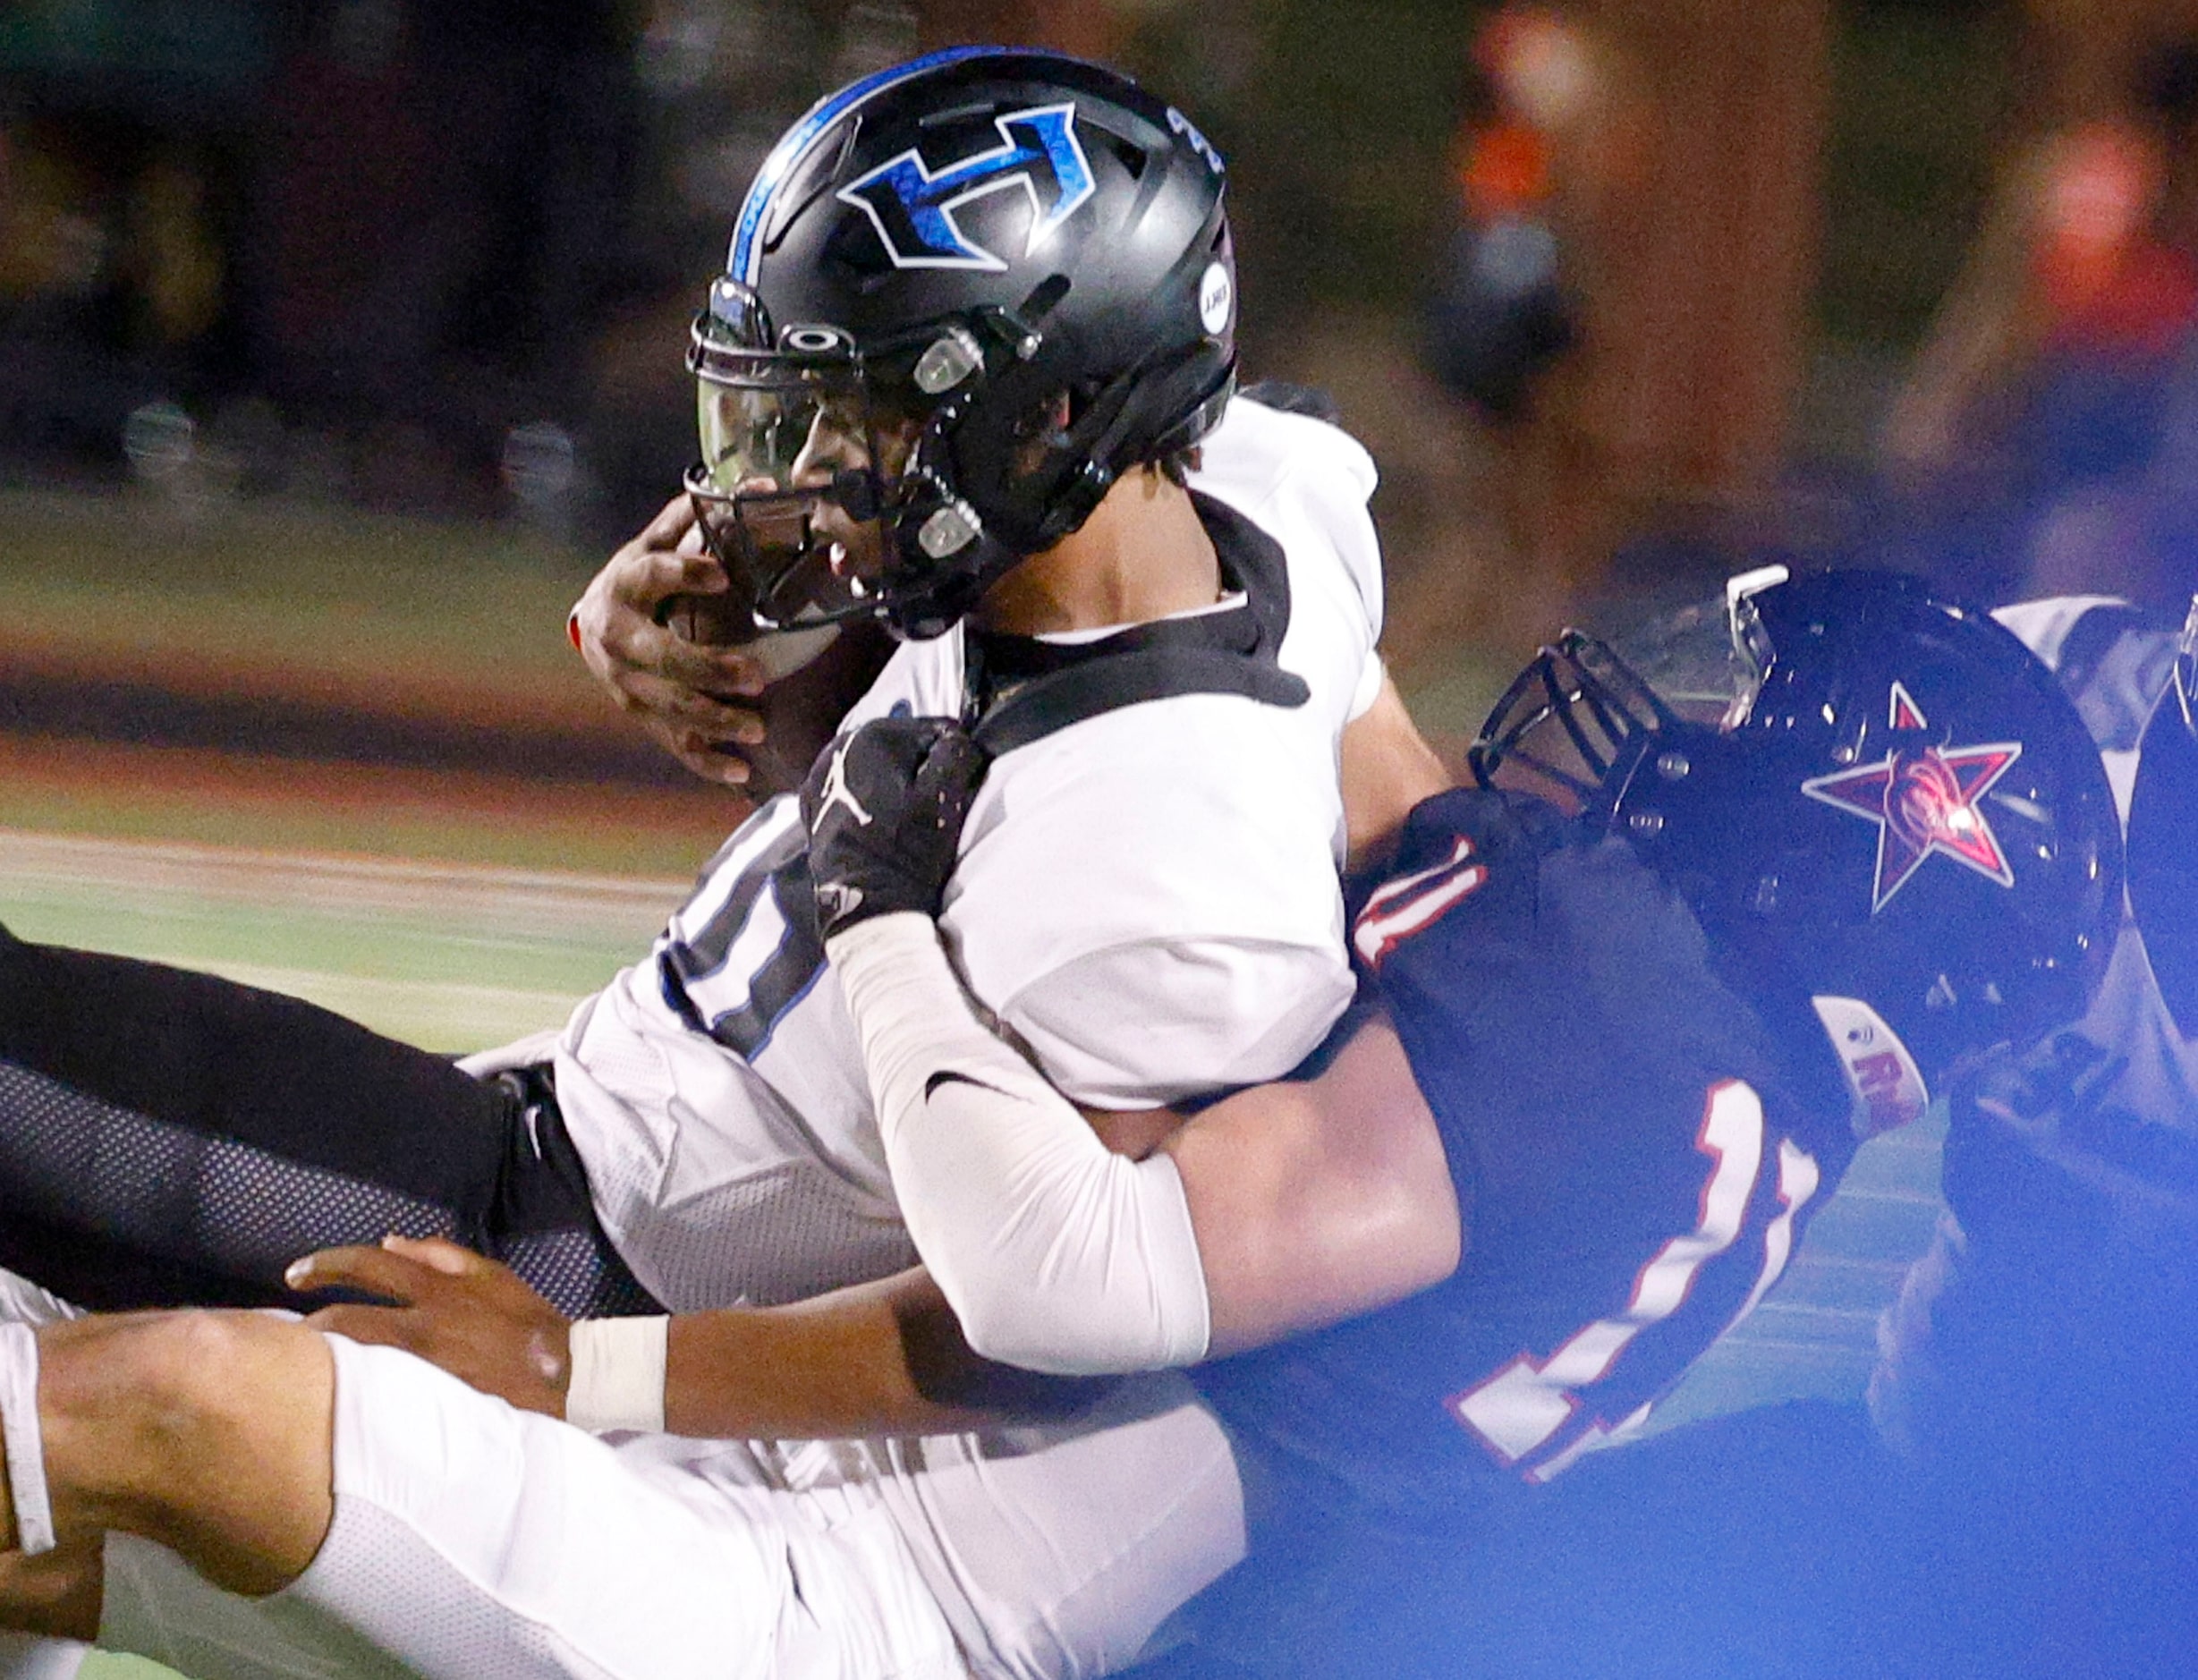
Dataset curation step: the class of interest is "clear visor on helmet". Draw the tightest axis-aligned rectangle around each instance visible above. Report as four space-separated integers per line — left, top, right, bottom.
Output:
1470 571 1779 810
683 306 927 630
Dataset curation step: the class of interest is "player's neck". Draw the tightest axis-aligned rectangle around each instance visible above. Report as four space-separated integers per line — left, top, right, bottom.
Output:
974 469 1220 637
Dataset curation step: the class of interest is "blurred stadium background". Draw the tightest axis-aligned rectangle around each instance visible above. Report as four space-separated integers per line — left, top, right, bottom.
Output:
4 0 2198 1673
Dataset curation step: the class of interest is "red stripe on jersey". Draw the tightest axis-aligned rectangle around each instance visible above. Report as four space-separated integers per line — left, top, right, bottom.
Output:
1353 838 1488 970
1445 1081 1767 1473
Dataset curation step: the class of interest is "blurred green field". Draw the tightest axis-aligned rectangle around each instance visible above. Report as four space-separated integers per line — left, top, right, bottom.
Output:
0 831 685 1052
0 488 590 704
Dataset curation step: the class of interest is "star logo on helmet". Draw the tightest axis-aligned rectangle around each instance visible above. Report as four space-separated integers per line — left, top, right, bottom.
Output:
1800 683 2024 913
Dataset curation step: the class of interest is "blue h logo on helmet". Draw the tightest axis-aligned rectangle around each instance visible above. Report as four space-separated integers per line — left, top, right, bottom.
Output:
837 103 1096 272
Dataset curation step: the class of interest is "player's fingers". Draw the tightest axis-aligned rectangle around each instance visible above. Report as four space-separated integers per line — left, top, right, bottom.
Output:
613 671 766 742
284 1243 435 1304
668 695 767 740
671 547 730 596
638 638 769 700
380 1234 481 1277
637 545 734 607
666 730 754 787
302 1302 427 1353
380 1236 558 1312
599 496 692 574
641 492 694 546
916 724 989 801
601 546 709 617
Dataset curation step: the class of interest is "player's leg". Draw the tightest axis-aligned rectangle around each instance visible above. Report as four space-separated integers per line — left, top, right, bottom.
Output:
0 1310 336 1644
0 928 652 1318
869 1372 1248 1675
0 1311 972 1679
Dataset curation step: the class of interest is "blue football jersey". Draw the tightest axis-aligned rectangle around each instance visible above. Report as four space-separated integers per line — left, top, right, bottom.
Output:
1193 787 1859 1533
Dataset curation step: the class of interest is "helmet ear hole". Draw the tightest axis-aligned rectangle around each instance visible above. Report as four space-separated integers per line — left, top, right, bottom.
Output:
1019 273 1073 327
1106 135 1150 180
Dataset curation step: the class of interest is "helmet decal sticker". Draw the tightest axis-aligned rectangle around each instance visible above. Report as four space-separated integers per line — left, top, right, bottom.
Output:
1166 106 1226 174
1808 995 1930 1137
1801 687 2024 912
836 103 1097 272
1888 679 1927 731
1199 260 1234 335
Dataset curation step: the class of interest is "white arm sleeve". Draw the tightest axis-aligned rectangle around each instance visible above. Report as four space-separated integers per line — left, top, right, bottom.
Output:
829 913 1211 1376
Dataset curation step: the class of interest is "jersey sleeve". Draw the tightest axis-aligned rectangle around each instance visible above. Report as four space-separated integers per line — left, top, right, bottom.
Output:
940 697 1356 1112
1260 406 1386 664
991 935 1355 1110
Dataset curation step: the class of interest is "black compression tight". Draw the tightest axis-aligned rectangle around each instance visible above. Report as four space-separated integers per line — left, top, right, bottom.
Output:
0 924 657 1318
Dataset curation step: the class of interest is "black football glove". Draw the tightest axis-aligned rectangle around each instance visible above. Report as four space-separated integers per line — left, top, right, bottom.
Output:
802 717 990 939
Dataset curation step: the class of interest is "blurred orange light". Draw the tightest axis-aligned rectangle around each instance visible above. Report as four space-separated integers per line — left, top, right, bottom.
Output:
2031 122 2198 350
1460 120 1554 217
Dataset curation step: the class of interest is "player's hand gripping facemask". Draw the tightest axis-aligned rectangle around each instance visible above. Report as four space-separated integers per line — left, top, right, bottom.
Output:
802 717 990 939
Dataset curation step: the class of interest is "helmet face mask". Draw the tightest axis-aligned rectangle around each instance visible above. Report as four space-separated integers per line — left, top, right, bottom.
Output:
1467 578 1775 815
683 296 938 632
685 45 1238 640
1473 570 2126 1112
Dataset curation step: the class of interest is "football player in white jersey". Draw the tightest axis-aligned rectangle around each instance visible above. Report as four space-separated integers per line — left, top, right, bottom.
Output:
539 42 1434 1316
0 47 1418 1324
0 572 2124 1680
0 45 1436 1680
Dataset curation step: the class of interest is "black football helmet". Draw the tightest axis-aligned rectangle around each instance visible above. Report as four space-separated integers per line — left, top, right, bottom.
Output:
683 45 1237 640
2126 596 2198 1038
1472 569 2124 1126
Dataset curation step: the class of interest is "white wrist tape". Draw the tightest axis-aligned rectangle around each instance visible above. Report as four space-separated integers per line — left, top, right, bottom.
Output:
564 1316 668 1433
0 1324 54 1555
830 913 1210 1376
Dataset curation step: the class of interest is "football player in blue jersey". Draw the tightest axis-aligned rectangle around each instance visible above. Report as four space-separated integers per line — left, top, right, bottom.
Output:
0 569 2127 1680
791 564 2128 1676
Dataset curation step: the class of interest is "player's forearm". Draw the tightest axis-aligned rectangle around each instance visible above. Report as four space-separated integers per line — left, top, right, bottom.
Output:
660 1269 1108 1438
829 914 1214 1376
827 921 1462 1375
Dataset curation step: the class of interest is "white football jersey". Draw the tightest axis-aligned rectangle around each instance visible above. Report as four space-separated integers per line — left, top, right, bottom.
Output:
554 395 1387 1310
1993 595 2198 1134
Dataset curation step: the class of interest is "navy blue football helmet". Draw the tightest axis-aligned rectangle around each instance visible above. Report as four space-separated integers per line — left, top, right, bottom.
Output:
684 46 1236 640
1472 569 2125 1115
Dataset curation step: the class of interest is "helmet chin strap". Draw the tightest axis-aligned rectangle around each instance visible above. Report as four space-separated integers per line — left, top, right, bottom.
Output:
879 476 1023 640
872 335 1239 641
